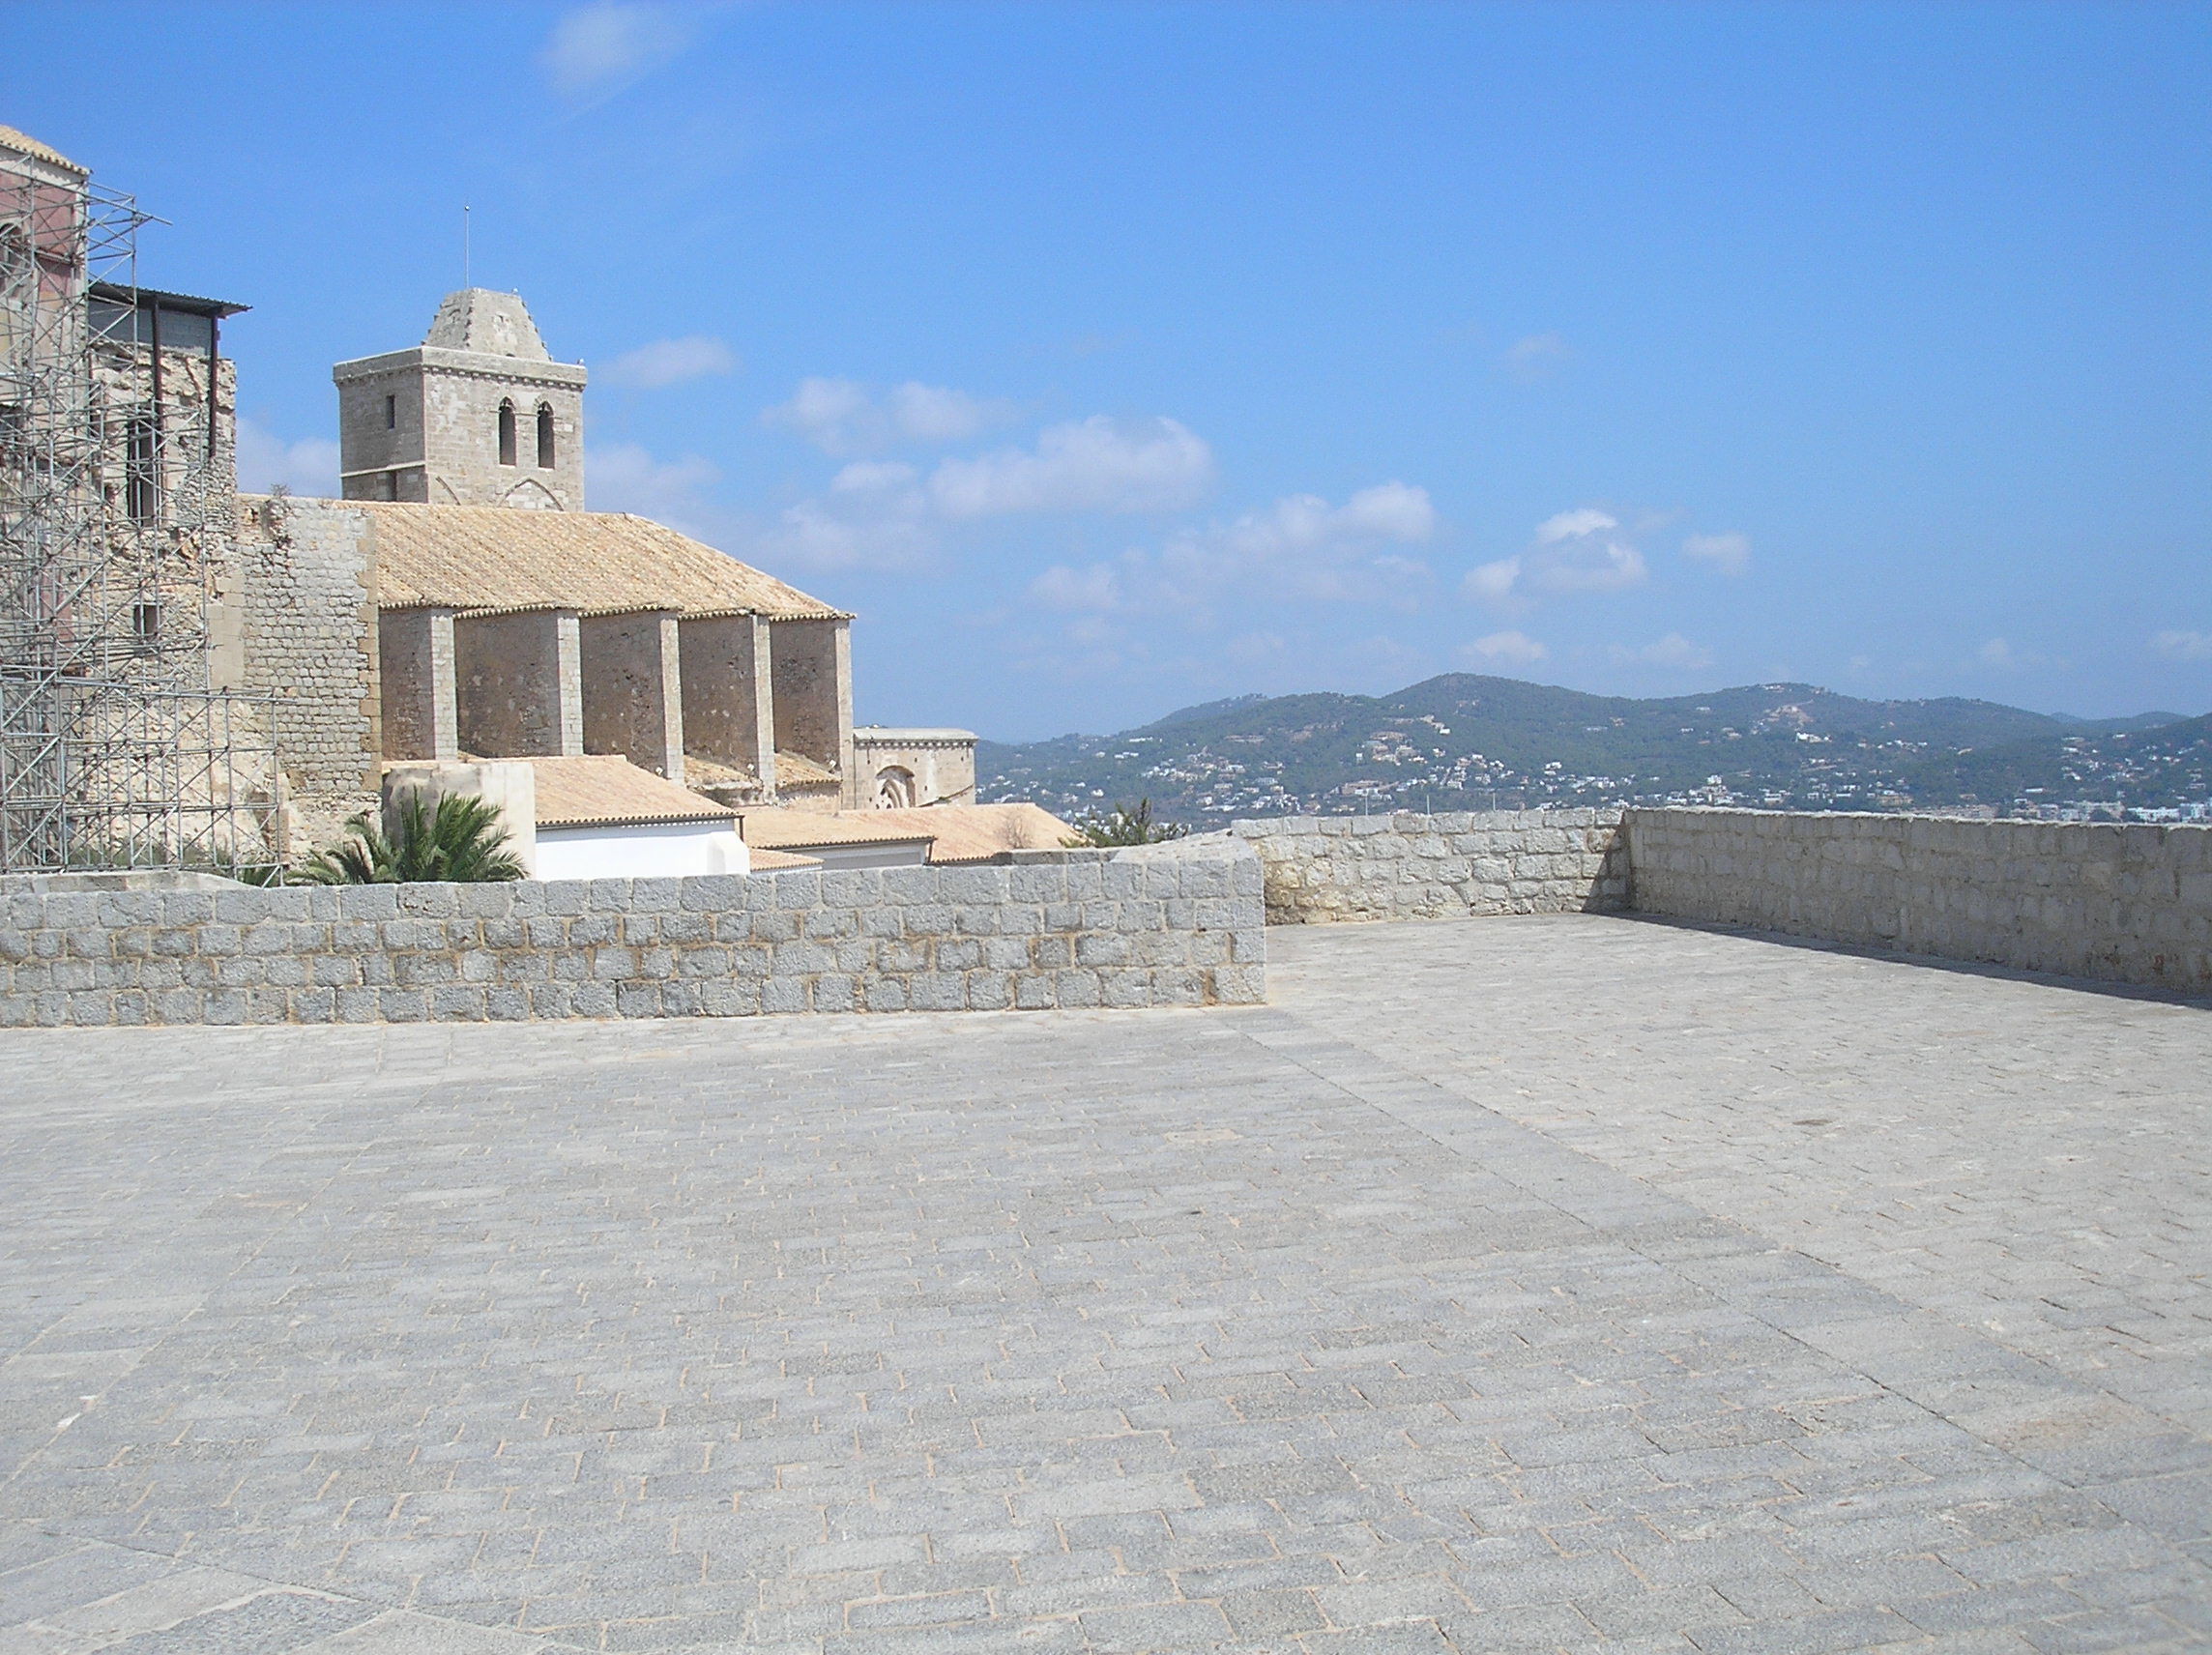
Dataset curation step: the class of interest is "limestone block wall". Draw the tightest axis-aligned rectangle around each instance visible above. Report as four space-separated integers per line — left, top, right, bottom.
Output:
378 606 458 760
1231 810 1630 923
1625 807 2212 994
770 618 854 795
454 608 583 758
0 837 1264 1028
580 610 684 782
679 614 773 788
231 496 380 843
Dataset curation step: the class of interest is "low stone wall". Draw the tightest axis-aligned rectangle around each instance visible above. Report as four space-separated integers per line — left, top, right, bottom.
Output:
1231 810 1629 924
1625 807 2212 994
0 838 1263 1028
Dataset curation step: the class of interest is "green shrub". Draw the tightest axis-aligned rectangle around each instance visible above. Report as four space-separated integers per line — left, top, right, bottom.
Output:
297 794 525 885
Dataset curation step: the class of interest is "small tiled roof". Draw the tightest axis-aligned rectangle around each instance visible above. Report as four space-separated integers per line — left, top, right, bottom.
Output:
246 498 847 622
734 808 936 852
733 802 1077 863
869 804 1078 864
527 755 738 830
775 751 840 789
0 125 86 175
745 847 822 871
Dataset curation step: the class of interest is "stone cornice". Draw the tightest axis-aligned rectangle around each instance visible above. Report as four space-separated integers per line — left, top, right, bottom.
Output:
333 346 588 390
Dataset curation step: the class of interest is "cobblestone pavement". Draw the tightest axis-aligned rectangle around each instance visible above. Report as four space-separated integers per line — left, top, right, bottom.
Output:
2 918 2207 1653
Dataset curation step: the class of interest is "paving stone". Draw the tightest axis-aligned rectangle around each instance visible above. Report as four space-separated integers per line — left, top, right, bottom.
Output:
0 916 2206 1651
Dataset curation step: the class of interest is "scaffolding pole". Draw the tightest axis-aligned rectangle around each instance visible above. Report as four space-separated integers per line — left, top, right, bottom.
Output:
0 160 278 874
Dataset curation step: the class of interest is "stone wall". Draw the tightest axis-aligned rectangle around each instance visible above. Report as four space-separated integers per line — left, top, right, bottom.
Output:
1230 810 1629 923
378 605 458 760
769 618 854 798
1624 807 2212 994
580 610 684 782
0 838 1263 1028
231 496 380 843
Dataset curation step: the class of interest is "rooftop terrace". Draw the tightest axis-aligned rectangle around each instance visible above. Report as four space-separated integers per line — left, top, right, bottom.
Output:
1 915 2206 1652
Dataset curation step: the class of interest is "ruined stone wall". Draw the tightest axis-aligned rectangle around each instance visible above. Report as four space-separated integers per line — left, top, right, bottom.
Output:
1625 807 2212 994
0 837 1265 1027
1231 810 1629 923
231 496 380 845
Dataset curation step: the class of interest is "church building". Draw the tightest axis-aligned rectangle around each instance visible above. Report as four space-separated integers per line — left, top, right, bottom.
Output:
215 289 979 847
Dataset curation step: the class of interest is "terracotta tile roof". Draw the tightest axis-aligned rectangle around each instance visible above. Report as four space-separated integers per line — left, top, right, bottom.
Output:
774 751 839 789
734 808 937 852
745 847 822 870
866 803 1079 864
733 802 1076 862
247 498 847 621
0 125 86 175
526 755 739 830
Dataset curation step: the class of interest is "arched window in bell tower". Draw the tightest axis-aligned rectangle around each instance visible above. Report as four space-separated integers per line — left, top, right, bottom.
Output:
497 399 517 467
536 403 555 469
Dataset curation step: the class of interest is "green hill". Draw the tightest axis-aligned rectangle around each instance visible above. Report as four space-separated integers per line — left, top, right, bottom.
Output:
979 674 2202 828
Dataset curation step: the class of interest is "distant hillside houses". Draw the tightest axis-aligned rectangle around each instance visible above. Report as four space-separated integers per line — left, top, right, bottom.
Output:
981 678 2209 828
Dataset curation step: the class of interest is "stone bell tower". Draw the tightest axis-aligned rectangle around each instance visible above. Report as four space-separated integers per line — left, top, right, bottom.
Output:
333 289 587 509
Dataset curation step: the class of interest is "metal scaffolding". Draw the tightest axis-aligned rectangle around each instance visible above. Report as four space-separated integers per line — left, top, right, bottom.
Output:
0 155 279 874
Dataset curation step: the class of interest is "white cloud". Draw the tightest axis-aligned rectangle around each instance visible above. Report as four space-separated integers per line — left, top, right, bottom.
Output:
888 382 999 446
540 2 697 97
1502 332 1569 383
1614 632 1714 671
1979 637 2016 668
1461 629 1548 668
1463 558 1522 603
760 496 934 572
236 418 339 498
931 416 1213 517
586 442 720 530
1154 482 1435 602
1030 564 1121 611
830 459 919 494
766 377 1015 456
2152 628 2212 661
1469 508 1648 605
1682 531 1751 575
601 334 737 390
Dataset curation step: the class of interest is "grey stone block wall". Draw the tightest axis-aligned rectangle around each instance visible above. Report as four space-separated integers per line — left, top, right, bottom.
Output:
231 496 382 843
0 837 1264 1028
1230 810 1630 923
1625 807 2212 994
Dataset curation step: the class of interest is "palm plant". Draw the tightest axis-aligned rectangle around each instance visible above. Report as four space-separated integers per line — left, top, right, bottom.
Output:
297 794 525 885
1062 798 1188 847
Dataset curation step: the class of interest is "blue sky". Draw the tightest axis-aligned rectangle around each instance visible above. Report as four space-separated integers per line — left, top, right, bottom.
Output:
7 2 2208 740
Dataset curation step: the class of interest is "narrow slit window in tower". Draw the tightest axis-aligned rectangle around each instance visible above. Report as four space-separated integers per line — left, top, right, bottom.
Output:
497 399 516 467
536 403 555 469
384 393 396 429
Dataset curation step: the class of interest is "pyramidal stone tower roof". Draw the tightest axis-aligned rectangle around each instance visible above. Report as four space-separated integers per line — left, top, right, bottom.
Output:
334 288 586 509
422 289 554 362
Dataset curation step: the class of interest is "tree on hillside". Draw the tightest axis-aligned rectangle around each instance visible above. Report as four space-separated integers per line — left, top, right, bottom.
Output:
1063 798 1188 847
